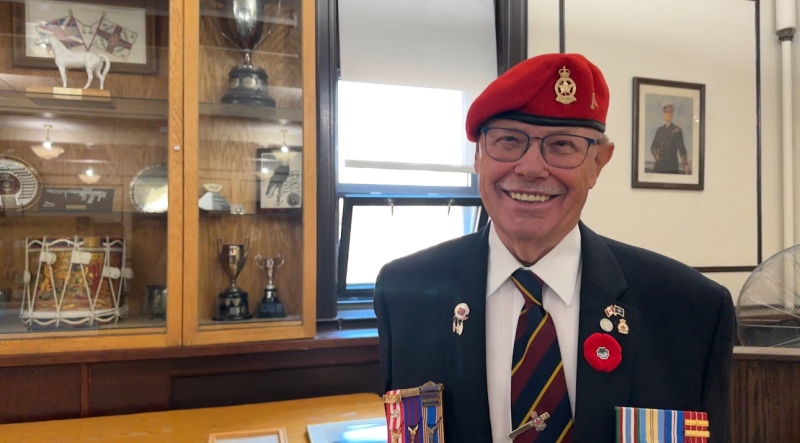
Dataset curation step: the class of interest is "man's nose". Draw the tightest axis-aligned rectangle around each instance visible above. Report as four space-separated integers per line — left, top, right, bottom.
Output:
513 143 550 180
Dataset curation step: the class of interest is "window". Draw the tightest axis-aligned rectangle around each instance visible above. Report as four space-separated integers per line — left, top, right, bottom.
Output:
337 196 488 304
337 81 475 192
333 0 496 303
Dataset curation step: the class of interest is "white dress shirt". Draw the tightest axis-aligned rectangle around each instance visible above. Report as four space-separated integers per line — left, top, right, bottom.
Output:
485 223 582 442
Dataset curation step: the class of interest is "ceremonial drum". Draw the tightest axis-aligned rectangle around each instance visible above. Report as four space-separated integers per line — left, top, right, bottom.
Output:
21 236 132 327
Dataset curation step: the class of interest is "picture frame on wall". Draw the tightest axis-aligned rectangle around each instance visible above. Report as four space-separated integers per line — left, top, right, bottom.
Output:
11 0 158 75
631 77 705 190
256 145 303 214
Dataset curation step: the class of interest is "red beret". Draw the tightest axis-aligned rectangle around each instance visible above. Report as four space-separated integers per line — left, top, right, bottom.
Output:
466 53 609 142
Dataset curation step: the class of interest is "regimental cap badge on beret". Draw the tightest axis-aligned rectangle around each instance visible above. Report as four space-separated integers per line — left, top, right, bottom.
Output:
554 66 577 105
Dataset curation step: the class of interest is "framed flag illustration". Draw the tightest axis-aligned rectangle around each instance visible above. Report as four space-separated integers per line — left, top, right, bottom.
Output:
11 0 157 75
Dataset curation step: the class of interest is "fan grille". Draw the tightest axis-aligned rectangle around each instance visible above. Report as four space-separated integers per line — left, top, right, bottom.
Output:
737 245 800 347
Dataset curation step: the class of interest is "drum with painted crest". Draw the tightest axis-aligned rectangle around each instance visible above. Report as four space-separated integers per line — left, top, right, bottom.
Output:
21 236 131 328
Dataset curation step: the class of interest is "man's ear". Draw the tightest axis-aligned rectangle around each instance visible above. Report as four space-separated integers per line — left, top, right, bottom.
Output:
594 142 614 173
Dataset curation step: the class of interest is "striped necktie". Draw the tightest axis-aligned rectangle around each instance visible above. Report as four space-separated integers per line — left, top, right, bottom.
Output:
510 268 573 443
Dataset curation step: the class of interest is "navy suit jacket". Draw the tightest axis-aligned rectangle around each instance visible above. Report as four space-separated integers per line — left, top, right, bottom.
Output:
374 223 735 443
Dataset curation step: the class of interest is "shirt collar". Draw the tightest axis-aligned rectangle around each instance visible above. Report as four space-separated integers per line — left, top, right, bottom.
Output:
487 223 582 307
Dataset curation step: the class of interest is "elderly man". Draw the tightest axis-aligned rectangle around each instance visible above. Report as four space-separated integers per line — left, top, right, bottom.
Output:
374 53 734 443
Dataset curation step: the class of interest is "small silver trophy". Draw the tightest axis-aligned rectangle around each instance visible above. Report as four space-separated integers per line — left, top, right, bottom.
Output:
216 0 281 106
254 253 286 318
145 285 167 320
214 238 253 321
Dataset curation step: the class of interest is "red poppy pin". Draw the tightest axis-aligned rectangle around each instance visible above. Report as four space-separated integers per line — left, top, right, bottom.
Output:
583 332 622 372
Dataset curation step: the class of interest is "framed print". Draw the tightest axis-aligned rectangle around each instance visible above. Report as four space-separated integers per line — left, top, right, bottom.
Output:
11 0 157 75
39 186 115 213
208 428 288 443
307 418 386 443
632 77 705 190
256 146 302 214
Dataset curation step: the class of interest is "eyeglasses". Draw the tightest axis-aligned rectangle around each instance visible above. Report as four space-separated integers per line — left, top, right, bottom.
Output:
479 127 598 169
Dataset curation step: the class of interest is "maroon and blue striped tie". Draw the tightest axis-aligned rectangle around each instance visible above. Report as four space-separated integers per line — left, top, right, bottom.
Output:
510 268 573 442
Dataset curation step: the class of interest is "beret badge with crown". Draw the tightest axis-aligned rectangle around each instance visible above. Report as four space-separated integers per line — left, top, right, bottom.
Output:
555 66 577 105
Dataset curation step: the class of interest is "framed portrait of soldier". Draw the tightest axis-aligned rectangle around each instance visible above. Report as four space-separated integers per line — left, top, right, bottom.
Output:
631 77 705 190
256 146 302 215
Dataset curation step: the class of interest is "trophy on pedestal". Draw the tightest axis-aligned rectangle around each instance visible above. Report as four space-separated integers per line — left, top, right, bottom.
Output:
254 253 286 318
216 0 281 106
214 239 253 321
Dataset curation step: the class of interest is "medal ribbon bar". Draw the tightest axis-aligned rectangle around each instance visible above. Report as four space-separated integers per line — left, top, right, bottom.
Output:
615 407 709 443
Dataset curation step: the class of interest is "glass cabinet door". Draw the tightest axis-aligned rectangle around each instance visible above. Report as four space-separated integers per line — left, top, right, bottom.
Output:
0 0 181 353
184 0 315 345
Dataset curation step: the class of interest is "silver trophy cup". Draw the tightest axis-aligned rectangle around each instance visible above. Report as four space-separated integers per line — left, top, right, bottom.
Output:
214 238 253 321
217 0 281 106
254 253 286 318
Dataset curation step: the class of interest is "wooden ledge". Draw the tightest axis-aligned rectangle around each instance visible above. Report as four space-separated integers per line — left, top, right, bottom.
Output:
0 328 378 368
734 345 800 361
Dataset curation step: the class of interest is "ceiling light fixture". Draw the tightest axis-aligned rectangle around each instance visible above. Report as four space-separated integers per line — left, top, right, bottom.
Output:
78 167 101 184
280 129 289 153
31 124 64 160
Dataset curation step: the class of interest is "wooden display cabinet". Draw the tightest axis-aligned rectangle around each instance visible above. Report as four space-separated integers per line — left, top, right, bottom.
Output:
0 0 316 355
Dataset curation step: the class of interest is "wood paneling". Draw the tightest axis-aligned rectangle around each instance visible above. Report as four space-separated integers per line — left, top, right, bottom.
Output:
0 337 381 423
731 354 800 443
0 364 82 423
170 363 380 409
88 360 172 416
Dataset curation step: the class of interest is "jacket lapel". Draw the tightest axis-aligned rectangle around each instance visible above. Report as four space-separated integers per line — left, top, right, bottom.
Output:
440 226 492 441
573 223 641 441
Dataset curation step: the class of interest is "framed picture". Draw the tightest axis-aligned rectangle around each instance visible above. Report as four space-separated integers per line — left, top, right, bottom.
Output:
11 0 157 75
256 146 303 214
39 186 116 213
307 418 386 443
631 77 705 190
208 428 288 443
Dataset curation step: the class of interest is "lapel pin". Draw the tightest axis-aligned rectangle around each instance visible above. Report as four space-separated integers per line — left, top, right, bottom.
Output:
452 303 469 335
604 305 615 317
583 332 622 372
618 318 629 334
614 305 626 317
599 318 613 332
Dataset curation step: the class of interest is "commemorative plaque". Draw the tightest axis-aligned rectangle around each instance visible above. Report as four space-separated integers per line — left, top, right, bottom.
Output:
0 156 42 211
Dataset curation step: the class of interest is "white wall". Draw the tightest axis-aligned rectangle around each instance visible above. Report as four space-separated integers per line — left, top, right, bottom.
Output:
528 0 787 302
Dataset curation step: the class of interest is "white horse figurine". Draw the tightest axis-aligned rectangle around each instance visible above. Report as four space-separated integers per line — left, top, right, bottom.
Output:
35 35 111 90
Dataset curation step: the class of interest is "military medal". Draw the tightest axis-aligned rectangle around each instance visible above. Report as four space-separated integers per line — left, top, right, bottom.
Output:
452 302 469 336
554 66 577 104
383 390 404 443
618 318 629 334
403 391 422 443
420 382 443 443
600 318 613 332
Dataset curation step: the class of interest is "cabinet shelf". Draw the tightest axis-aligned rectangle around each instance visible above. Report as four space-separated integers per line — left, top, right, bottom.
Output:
0 90 302 123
